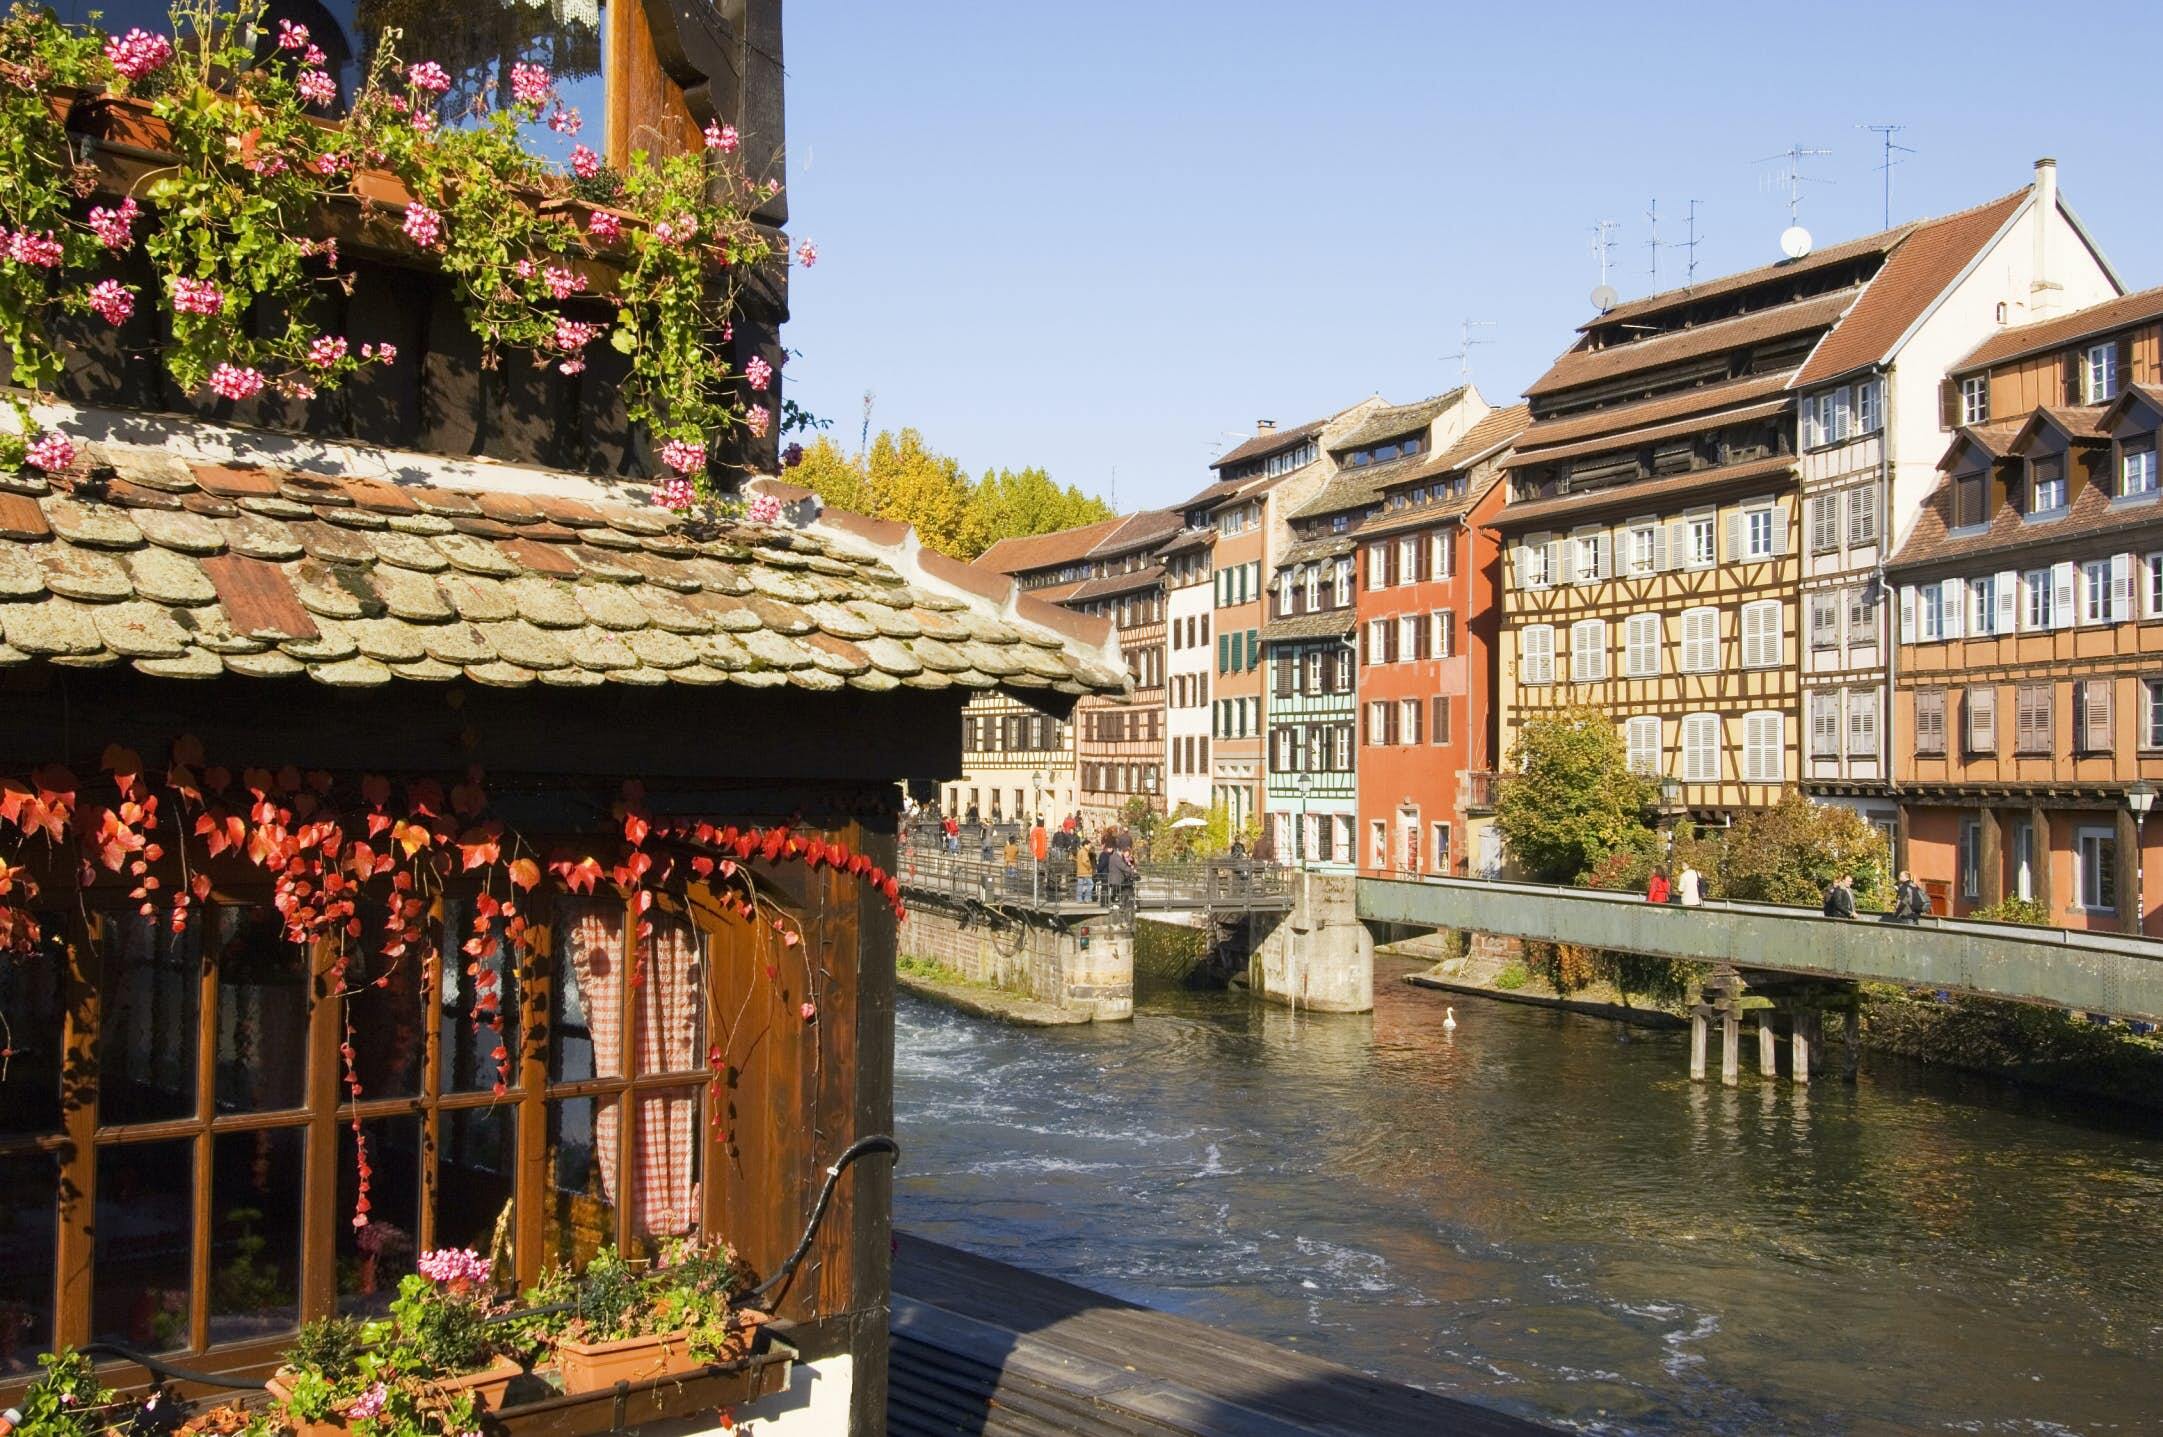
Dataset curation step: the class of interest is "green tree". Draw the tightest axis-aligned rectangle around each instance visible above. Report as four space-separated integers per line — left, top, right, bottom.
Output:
1493 708 1657 882
1714 790 1891 910
788 430 1112 560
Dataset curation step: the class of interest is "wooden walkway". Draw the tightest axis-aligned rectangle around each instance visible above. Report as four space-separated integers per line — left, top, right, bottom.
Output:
888 1234 1549 1437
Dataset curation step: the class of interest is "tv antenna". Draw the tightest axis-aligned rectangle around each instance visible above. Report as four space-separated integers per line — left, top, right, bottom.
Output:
1858 123 1915 228
1589 219 1620 311
1679 200 1704 284
1756 142 1833 224
1441 318 1495 382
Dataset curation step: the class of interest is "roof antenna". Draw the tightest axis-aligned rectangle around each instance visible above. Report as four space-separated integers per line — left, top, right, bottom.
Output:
1440 318 1495 382
1680 200 1704 284
1589 219 1619 311
1645 198 1661 289
1109 464 1117 511
1858 123 1915 228
1755 142 1831 258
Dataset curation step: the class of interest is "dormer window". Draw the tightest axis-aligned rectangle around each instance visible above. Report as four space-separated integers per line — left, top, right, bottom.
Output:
2029 454 2067 514
1953 471 1987 529
2123 439 2158 499
1331 513 1350 533
2083 343 2121 404
1960 376 1990 426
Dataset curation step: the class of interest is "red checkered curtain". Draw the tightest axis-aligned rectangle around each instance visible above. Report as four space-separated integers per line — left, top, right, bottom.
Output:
633 915 703 1237
565 906 625 1203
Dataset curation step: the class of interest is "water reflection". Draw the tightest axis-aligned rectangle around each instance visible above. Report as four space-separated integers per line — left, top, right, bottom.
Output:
895 960 2163 1434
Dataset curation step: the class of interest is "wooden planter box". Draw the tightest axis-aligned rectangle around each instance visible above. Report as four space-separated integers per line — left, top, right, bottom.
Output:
265 1353 522 1437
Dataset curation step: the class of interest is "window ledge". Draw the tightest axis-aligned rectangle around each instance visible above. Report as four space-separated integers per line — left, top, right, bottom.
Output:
2021 508 2072 525
2109 492 2161 509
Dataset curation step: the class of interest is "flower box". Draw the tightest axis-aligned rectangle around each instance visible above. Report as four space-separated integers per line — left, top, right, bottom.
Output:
73 91 170 151
550 1306 768 1395
265 1353 522 1437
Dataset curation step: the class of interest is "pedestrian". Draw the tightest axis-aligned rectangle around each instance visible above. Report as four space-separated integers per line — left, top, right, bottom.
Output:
1822 872 1857 919
943 814 959 853
1030 819 1049 865
1075 842 1095 903
1229 837 1246 863
1677 862 1702 907
1646 868 1671 904
1893 869 1931 922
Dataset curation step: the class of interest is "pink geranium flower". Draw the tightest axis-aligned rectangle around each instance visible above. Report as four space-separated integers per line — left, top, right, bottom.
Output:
745 404 771 439
407 61 451 94
509 62 552 107
746 494 782 525
795 240 818 269
586 209 622 243
24 432 75 473
307 335 348 369
208 364 266 401
655 477 695 511
104 28 172 81
170 277 225 315
296 69 336 106
570 144 601 180
402 202 443 249
86 279 134 326
743 355 772 391
703 120 738 153
660 438 706 476
88 197 139 250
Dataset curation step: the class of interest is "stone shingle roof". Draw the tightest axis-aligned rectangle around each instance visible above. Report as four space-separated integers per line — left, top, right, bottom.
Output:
1209 418 1328 472
1327 389 1469 454
1260 610 1356 644
0 441 1127 698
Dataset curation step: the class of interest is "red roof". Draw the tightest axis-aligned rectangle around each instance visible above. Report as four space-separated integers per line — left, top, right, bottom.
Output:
1209 417 1328 472
975 515 1128 577
1951 284 2163 375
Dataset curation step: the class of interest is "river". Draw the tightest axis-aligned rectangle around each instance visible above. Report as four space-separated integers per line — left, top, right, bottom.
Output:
891 957 2163 1435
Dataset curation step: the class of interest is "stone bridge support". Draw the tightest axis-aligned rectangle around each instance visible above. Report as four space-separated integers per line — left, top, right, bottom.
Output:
897 896 1133 1020
1247 872 1373 1013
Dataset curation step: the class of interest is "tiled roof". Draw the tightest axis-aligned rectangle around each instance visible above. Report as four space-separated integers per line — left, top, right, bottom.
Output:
1209 418 1328 472
1951 283 2163 375
1291 450 1429 521
1278 535 1355 568
1492 453 1795 531
1068 564 1165 602
976 515 1127 577
1505 397 1791 469
1582 224 1909 332
1154 526 1214 557
1172 476 1246 513
2011 405 2112 450
1793 190 2027 385
1327 389 1469 454
1087 510 1181 557
1260 610 1356 643
1937 420 2027 469
1525 288 1859 399
1889 473 2163 574
1516 373 1791 452
0 443 1127 697
1431 403 1532 471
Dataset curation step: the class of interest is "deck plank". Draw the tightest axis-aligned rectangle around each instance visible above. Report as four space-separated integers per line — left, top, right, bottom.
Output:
891 1233 1550 1436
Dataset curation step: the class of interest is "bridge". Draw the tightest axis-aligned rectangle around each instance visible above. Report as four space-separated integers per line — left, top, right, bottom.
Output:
897 847 1296 918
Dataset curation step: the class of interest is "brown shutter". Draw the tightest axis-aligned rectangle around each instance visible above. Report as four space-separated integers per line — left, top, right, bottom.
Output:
1359 623 1370 665
1940 378 1961 430
1385 702 1399 745
1275 653 1293 698
2064 350 2082 406
1916 688 1946 755
1432 695 1450 745
2083 680 2116 753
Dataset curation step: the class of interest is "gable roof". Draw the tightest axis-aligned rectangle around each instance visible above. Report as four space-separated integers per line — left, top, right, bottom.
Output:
1936 420 2027 470
1792 190 2029 386
1209 417 1328 472
0 430 1129 700
2008 405 2111 455
1431 403 1533 472
1951 284 2163 375
1581 224 1912 334
1889 468 2163 575
1503 397 1791 470
1511 372 1792 455
975 515 1127 577
1525 287 1860 399
1327 389 1469 454
1087 509 1181 557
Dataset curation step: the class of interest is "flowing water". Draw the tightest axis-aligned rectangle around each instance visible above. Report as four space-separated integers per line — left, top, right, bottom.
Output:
892 959 2163 1435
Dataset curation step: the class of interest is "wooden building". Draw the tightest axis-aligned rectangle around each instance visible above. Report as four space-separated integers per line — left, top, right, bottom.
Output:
1888 285 2163 932
1264 391 1485 870
1352 404 1526 878
1793 164 2120 840
1494 233 1891 823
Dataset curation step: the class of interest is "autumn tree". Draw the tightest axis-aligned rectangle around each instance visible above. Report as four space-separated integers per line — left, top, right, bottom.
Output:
1493 708 1657 882
1712 790 1891 910
789 430 1112 560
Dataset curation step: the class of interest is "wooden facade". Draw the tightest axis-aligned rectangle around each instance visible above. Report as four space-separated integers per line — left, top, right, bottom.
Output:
947 692 1076 824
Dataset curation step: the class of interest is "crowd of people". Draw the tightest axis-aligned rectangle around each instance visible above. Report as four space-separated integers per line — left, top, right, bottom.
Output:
900 801 1148 909
1636 861 1937 921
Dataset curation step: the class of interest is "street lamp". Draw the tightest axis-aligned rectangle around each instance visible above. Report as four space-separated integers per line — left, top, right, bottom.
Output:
1296 770 1313 872
2128 779 2156 934
1030 770 1045 903
1657 773 1683 858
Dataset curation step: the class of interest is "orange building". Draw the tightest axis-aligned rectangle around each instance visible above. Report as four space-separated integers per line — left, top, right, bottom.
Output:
1351 405 1528 876
1889 286 2163 932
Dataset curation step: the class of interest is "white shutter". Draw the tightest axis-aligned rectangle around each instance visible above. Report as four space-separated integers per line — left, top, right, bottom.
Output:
1547 537 1566 586
1724 510 1743 562
1940 578 1964 639
1594 531 1613 581
1769 506 1789 556
1649 524 1667 572
1899 585 1916 643
2052 561 2076 630
1996 570 2018 633
2111 553 2133 622
1665 520 1688 569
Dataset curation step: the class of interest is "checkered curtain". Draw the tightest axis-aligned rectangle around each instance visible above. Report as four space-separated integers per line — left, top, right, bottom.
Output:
565 908 625 1204
633 916 702 1237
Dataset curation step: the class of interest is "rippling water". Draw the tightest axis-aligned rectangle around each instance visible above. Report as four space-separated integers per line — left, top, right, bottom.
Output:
892 958 2163 1434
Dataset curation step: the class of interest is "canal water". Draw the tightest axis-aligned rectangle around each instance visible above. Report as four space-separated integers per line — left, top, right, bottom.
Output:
892 958 2163 1435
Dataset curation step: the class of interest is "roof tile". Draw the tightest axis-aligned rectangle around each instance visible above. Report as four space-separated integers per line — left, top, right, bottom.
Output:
0 492 51 542
40 544 132 602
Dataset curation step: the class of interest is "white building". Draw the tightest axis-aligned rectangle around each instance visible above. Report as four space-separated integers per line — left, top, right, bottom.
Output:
1161 524 1216 813
1793 159 2121 832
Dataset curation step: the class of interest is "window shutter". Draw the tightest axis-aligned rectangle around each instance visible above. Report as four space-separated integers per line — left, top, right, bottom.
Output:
1359 622 1370 666
2063 351 2082 407
1723 510 1742 562
1383 621 1399 663
1407 702 1422 745
2093 680 2116 753
1594 531 1613 579
1664 519 1687 568
1940 578 1965 639
1384 702 1399 746
1967 686 1997 754
1939 378 1961 430
1770 507 1789 556
2052 562 2076 630
1557 538 1576 585
1248 629 1259 667
1275 653 1292 697
2112 553 2134 621
1849 485 1878 546
1916 688 1945 754
1899 585 1916 643
1995 570 2018 633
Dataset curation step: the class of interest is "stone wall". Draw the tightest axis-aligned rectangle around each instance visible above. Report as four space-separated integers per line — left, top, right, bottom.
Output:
1247 872 1373 1012
897 900 1133 1020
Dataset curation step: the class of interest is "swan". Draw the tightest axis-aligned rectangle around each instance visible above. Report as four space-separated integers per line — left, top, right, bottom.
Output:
1443 1006 1457 1033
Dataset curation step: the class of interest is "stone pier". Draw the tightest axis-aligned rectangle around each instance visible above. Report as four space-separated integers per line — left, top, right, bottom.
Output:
1247 872 1373 1013
897 898 1133 1020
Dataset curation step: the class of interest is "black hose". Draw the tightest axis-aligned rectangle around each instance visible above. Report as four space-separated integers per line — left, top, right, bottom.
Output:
747 1134 900 1306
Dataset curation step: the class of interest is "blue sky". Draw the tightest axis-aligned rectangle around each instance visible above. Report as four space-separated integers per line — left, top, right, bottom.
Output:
780 2 2159 513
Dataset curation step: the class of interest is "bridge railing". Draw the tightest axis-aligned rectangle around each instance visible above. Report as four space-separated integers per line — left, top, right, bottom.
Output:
896 847 1294 914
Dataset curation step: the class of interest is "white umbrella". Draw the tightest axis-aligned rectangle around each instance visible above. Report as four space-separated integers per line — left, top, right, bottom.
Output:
1167 816 1208 829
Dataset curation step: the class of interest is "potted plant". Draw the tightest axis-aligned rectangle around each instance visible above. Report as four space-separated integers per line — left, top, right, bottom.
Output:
529 1239 756 1393
268 1249 520 1437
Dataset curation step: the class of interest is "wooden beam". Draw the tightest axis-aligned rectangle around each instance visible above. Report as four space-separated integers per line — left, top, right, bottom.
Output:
1792 1009 1812 1085
54 923 101 1348
300 941 345 1321
1758 1014 1777 1078
1979 805 2004 910
2119 806 2142 936
2031 804 2055 916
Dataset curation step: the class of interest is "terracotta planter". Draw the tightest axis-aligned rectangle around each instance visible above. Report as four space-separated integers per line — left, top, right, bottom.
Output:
76 92 171 152
553 1330 721 1392
538 196 642 251
349 167 414 208
265 1353 522 1435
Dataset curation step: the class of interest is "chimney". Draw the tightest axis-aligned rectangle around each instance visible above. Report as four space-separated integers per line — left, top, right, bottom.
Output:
2031 157 2062 319
1254 420 1276 435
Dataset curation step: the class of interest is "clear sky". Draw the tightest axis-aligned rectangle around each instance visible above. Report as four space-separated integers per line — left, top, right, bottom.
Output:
779 2 2160 514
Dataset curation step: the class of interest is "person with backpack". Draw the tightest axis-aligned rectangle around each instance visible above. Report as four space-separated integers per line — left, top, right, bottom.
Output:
1822 873 1857 919
1893 870 1931 922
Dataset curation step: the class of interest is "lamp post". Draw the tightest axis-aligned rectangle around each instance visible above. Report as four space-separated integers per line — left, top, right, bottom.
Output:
1658 774 1683 856
1031 770 1045 903
2128 779 2156 935
1296 770 1313 872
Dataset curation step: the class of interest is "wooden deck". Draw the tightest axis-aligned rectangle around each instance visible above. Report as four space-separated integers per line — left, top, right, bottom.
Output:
888 1234 1550 1437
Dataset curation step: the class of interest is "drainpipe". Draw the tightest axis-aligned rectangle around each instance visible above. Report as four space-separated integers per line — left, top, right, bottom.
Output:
1880 361 1903 873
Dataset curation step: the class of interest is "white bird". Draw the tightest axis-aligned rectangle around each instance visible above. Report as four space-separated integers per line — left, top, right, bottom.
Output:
1443 1006 1458 1033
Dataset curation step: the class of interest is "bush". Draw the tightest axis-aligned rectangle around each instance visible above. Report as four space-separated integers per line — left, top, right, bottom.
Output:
1524 940 1601 994
1494 708 1657 882
1493 962 1528 991
1717 791 1890 910
1970 896 2049 926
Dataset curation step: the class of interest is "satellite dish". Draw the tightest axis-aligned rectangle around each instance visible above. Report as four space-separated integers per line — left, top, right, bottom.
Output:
1590 284 1619 313
1779 225 1813 260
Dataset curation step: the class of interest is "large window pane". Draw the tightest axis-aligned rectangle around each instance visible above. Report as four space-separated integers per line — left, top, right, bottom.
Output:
442 900 518 1095
208 1128 304 1347
438 1106 515 1288
98 912 201 1124
211 907 309 1113
0 922 69 1136
542 1095 618 1271
347 916 425 1100
94 1139 194 1353
553 898 623 1081
339 1116 421 1314
636 914 705 1077
632 1088 700 1248
0 1154 57 1374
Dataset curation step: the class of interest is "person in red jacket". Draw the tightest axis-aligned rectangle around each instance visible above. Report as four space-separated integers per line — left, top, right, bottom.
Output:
1646 869 1671 904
